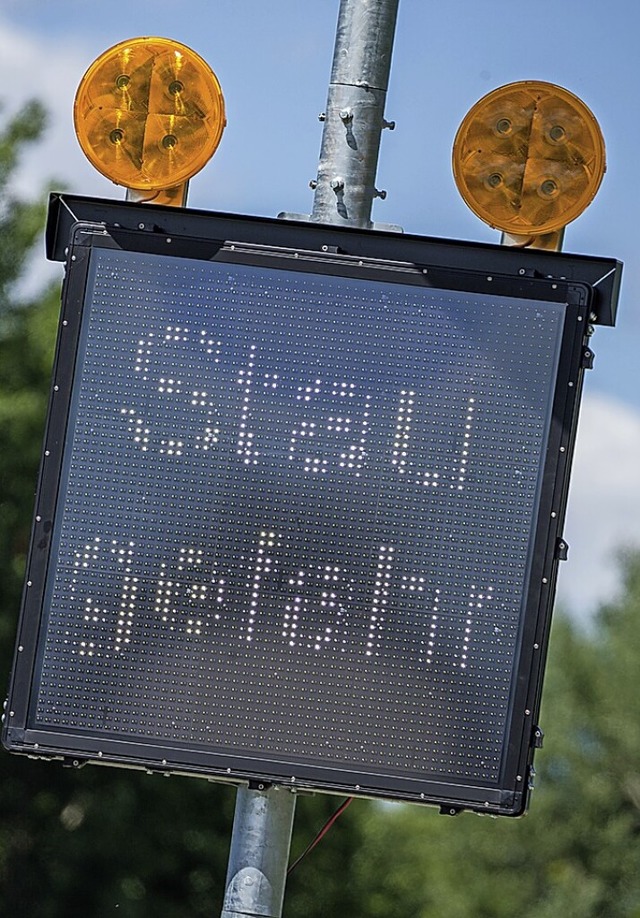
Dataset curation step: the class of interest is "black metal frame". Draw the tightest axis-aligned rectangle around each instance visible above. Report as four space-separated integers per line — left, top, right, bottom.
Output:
46 194 622 325
3 199 614 815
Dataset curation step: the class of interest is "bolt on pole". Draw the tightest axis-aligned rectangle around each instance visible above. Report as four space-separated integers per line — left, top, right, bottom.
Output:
220 3 400 916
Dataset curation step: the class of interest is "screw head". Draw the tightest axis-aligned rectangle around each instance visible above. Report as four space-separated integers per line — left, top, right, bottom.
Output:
540 178 558 196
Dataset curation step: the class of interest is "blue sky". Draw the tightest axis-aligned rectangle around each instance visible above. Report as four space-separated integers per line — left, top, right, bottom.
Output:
2 0 639 619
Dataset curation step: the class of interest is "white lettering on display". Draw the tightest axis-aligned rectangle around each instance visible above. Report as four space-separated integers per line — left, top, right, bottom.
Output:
126 326 224 457
237 344 260 465
457 585 495 669
68 533 494 668
393 392 476 489
79 325 494 666
401 578 440 664
367 546 394 657
152 547 224 636
121 331 474 487
245 531 280 641
283 563 353 651
68 537 136 657
427 590 440 664
288 380 371 476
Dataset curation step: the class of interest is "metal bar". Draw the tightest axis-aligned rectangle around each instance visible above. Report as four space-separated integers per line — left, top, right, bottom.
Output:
220 786 296 918
500 227 565 252
311 0 401 228
125 183 189 207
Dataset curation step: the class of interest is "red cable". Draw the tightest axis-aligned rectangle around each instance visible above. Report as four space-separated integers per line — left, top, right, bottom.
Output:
287 796 354 876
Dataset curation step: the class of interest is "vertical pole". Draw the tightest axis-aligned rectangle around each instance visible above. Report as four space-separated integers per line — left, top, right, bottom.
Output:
220 786 296 918
221 3 400 916
311 0 400 228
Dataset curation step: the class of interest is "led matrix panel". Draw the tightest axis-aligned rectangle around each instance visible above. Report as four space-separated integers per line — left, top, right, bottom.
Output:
5 205 616 815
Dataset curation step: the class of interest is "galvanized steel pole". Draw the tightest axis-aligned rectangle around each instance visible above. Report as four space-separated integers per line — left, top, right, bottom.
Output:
220 3 400 916
311 0 400 228
220 786 296 918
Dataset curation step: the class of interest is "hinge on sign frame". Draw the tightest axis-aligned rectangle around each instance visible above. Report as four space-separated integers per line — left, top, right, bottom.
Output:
62 756 87 769
248 780 273 792
439 805 462 816
581 346 595 369
555 539 569 561
532 725 544 748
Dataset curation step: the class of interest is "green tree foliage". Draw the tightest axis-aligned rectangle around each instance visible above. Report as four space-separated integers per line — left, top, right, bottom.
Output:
0 100 50 312
0 99 55 626
1 100 638 917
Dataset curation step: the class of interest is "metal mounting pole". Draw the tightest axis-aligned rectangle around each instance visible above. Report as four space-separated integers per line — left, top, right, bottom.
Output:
220 786 296 918
220 3 401 916
311 0 400 228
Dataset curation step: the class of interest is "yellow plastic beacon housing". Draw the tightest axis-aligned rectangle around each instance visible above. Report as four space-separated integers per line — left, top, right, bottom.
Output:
452 80 605 238
74 36 226 195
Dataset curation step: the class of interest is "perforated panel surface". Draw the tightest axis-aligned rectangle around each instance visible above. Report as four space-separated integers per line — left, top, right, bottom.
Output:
31 247 566 791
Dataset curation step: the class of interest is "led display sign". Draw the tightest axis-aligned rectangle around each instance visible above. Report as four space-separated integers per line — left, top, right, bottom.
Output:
4 201 621 815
